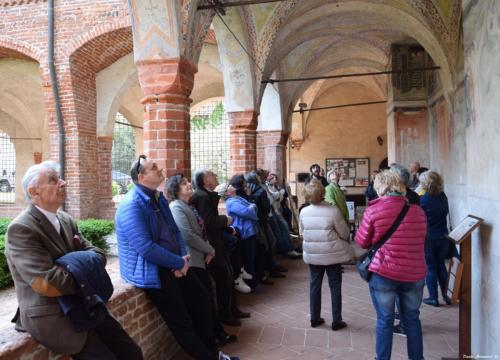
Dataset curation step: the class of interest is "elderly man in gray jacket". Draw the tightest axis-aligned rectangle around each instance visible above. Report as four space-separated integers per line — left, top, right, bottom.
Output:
5 161 142 359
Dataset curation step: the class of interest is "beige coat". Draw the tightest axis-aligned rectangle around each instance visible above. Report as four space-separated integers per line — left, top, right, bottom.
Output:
4 204 106 355
299 201 353 265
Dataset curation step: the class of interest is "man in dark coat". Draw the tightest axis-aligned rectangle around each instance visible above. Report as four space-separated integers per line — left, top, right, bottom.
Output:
305 164 329 187
191 170 250 326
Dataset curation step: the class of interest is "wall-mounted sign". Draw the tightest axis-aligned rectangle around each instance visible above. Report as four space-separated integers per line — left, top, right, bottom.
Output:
326 158 370 187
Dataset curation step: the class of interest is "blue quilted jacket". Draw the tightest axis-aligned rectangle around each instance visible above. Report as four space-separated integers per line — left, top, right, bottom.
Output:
225 196 259 240
115 185 187 289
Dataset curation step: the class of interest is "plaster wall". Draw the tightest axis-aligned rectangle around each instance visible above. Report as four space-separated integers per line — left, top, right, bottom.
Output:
0 59 46 205
460 0 500 354
392 108 430 169
258 84 282 131
96 53 137 137
289 82 387 200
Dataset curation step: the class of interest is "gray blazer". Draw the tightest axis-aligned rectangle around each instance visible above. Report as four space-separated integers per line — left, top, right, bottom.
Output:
4 204 106 355
169 200 215 269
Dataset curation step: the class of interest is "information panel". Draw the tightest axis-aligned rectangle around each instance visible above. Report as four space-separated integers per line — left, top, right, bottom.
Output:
326 158 370 187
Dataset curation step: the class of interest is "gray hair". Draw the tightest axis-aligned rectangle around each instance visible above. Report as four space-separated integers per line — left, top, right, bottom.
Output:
389 164 410 187
326 169 339 184
193 168 209 190
419 170 444 195
22 161 60 201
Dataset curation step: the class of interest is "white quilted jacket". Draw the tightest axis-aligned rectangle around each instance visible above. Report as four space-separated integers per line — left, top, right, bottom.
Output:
299 201 353 265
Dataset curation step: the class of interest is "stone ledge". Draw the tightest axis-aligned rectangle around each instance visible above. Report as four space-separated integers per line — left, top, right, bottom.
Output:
0 259 179 360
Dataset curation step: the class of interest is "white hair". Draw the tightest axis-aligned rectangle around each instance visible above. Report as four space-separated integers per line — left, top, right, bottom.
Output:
22 161 60 200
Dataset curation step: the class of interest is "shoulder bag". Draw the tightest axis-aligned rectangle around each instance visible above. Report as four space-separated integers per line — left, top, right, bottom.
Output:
356 203 409 282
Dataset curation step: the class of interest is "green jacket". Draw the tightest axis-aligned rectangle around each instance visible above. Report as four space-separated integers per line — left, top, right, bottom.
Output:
324 183 349 222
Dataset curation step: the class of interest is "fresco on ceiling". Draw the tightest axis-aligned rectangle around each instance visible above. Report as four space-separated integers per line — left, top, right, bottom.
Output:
129 0 182 60
250 3 279 41
213 8 254 111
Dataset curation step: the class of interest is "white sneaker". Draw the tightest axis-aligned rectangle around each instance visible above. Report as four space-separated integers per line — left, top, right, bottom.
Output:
234 275 251 293
241 268 253 280
219 351 239 360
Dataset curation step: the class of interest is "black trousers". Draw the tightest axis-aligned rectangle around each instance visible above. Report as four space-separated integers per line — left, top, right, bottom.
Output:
190 267 225 336
72 314 143 360
209 260 234 320
145 267 218 360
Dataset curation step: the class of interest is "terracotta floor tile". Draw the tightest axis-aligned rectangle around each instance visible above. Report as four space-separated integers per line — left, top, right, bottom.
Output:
173 260 459 359
305 328 329 347
283 328 306 346
259 327 285 344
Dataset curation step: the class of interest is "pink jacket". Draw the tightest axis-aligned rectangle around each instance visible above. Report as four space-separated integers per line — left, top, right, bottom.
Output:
355 196 427 282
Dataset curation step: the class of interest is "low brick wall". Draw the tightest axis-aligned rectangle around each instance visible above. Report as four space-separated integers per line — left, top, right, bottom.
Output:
0 277 180 360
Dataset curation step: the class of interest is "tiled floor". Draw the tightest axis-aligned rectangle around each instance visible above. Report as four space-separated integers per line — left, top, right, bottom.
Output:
174 259 458 360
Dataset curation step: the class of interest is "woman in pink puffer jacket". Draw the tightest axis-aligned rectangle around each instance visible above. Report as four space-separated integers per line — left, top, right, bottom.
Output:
355 170 427 360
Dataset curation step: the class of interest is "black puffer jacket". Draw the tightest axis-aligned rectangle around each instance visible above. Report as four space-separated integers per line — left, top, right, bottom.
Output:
248 183 271 224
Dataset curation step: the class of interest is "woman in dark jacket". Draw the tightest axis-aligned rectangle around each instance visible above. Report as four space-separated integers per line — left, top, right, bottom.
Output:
419 171 451 306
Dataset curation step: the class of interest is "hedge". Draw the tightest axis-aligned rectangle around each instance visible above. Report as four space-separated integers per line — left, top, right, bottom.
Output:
76 219 114 252
0 234 12 289
0 218 114 290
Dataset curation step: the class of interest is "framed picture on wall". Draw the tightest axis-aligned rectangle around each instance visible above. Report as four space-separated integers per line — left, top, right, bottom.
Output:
326 158 370 187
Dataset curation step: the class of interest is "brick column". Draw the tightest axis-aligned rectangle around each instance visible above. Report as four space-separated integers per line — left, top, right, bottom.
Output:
137 58 196 178
97 136 115 220
256 130 288 181
228 110 258 175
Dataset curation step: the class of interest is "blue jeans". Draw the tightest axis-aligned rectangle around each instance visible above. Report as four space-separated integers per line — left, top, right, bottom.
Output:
425 237 449 301
309 264 342 323
369 273 424 360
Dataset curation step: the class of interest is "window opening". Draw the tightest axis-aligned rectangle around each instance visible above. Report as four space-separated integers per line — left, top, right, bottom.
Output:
190 99 230 182
0 131 16 203
112 113 136 198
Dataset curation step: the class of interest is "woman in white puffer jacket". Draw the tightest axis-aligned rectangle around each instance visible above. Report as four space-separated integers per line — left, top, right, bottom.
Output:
299 179 353 331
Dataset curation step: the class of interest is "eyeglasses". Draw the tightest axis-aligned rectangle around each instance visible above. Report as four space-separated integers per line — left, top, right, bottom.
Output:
136 155 147 174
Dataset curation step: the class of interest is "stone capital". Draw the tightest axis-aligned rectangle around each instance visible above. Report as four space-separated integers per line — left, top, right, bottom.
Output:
137 57 197 100
228 110 258 132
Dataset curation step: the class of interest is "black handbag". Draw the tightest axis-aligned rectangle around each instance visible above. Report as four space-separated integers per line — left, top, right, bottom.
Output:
356 203 410 282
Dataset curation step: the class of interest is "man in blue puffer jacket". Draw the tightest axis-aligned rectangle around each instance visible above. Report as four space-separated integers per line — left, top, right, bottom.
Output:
115 155 238 360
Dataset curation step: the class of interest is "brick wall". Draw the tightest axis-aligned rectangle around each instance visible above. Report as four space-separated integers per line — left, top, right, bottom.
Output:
0 277 179 360
228 110 258 174
256 130 288 181
0 0 131 219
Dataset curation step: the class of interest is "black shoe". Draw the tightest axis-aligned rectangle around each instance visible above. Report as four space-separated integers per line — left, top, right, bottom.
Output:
310 317 325 328
274 264 288 272
222 317 241 327
393 324 406 337
217 332 237 346
332 321 347 331
260 277 274 285
233 308 251 319
423 298 440 307
269 270 286 278
443 295 452 305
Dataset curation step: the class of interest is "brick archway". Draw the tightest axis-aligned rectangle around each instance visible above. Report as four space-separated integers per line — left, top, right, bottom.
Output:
0 36 43 63
57 26 134 219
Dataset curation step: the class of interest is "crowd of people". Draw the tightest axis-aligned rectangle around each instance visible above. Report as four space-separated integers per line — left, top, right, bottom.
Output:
3 156 454 360
299 161 454 360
